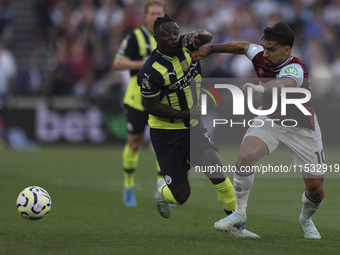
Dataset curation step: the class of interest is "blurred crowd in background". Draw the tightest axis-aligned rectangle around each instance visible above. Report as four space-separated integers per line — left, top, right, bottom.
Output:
0 0 340 102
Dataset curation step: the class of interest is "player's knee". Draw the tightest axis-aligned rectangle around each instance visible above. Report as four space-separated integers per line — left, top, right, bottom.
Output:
305 177 324 200
237 150 257 166
306 185 324 200
172 189 191 204
128 141 141 151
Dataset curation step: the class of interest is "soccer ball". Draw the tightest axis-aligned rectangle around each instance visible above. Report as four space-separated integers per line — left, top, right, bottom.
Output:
16 186 52 220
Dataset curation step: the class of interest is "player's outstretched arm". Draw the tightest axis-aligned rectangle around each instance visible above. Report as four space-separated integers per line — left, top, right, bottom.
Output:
143 96 201 120
241 77 297 95
113 56 145 71
191 41 251 60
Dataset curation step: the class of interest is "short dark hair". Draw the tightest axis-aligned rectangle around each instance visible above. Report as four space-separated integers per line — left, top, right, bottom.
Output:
262 22 294 47
154 14 176 35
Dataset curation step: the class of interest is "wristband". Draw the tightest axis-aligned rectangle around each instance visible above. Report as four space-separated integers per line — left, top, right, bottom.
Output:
247 83 265 94
255 85 265 94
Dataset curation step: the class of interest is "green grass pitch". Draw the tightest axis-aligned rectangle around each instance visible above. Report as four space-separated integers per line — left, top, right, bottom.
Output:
1 145 339 255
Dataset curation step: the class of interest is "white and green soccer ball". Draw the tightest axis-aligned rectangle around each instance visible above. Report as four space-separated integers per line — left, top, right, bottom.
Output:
16 186 52 220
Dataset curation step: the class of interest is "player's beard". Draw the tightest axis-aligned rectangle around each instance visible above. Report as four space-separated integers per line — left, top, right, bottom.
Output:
264 59 274 68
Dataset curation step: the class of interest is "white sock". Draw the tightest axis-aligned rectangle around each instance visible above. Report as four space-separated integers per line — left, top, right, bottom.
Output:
299 190 324 223
233 171 255 217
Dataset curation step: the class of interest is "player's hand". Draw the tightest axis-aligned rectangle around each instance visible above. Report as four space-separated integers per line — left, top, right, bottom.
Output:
240 83 265 94
240 83 255 94
191 45 211 60
182 30 199 47
190 105 202 119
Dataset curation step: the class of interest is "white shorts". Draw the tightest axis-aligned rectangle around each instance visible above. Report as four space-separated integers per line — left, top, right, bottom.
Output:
244 114 326 175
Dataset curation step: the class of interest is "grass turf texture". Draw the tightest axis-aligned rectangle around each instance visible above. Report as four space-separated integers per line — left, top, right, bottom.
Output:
1 146 339 255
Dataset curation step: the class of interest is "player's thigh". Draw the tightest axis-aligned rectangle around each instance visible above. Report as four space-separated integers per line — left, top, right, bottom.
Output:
237 136 270 166
190 123 219 165
239 118 279 166
125 104 148 135
150 128 190 190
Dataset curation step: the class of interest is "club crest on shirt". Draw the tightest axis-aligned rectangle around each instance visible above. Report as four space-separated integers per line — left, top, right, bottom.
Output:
181 60 189 72
142 78 151 90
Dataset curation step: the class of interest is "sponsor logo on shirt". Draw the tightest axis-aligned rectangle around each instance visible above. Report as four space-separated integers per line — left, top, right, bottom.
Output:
285 66 298 75
168 61 199 91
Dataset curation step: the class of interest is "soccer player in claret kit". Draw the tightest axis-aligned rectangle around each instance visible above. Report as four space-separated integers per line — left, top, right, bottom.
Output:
192 22 326 239
113 0 166 207
137 14 258 238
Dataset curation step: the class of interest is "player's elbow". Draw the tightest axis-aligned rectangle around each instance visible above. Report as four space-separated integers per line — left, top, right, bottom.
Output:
206 31 213 43
145 106 159 117
198 29 213 45
113 58 123 70
143 100 155 115
143 97 159 116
